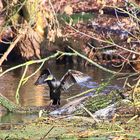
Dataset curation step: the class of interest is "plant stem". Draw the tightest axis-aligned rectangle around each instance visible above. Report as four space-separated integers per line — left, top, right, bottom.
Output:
16 65 28 104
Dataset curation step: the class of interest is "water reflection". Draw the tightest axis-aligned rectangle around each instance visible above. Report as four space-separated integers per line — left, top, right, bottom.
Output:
0 65 48 106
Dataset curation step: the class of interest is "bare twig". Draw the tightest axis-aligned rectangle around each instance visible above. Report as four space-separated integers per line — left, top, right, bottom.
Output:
67 88 96 101
0 51 76 104
0 33 23 66
132 78 140 101
67 75 113 101
64 21 140 56
82 105 99 123
127 115 138 123
40 126 54 140
22 61 45 85
68 46 134 75
0 51 61 77
15 65 28 104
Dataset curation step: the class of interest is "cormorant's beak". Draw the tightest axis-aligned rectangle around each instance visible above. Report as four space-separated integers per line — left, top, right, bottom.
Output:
44 75 53 81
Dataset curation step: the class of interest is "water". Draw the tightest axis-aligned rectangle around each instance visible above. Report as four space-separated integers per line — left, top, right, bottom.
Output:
0 62 124 125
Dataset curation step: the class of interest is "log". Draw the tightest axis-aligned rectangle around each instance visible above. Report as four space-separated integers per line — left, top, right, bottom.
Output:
0 93 18 112
0 93 49 113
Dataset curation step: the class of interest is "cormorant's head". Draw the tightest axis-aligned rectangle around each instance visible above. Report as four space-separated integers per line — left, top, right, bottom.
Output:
35 69 54 85
44 75 54 81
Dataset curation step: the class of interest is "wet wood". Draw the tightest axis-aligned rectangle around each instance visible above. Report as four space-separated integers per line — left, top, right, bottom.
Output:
0 93 48 113
0 93 18 112
0 91 89 114
49 96 89 115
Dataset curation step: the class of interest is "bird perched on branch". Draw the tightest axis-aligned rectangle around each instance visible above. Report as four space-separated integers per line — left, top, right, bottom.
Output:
35 68 91 106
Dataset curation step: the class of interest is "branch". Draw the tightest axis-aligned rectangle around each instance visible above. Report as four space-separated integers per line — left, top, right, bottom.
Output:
0 93 18 112
0 51 59 77
0 32 25 66
67 76 113 101
15 65 28 104
0 51 76 104
68 46 133 75
65 21 140 56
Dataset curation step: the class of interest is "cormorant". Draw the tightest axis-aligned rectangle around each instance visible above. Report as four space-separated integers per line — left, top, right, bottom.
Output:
35 68 91 105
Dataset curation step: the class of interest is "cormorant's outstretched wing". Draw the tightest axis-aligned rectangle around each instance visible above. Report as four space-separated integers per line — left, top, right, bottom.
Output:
35 68 52 85
60 70 91 90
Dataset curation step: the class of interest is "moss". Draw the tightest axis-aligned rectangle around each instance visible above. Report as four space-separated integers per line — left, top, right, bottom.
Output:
1 115 140 139
75 90 123 116
0 118 92 139
0 94 18 112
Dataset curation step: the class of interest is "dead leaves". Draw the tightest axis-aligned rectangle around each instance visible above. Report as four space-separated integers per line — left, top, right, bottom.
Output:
18 26 42 60
78 130 94 138
47 28 62 42
64 5 73 15
112 136 127 140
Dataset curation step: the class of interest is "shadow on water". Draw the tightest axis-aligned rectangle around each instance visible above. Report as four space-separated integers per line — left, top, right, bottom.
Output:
0 62 126 124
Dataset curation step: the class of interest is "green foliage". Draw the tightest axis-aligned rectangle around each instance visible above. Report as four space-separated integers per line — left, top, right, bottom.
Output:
59 13 94 25
75 89 122 116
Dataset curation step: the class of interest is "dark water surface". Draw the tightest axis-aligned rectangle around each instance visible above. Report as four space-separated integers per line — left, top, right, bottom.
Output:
0 62 125 124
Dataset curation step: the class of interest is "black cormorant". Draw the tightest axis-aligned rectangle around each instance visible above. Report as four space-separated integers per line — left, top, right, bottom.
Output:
35 69 90 105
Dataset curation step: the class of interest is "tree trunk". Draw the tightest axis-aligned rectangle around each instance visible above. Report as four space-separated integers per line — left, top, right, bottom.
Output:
0 0 48 62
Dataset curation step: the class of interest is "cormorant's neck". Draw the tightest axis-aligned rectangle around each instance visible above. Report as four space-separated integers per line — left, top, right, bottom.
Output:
46 79 56 88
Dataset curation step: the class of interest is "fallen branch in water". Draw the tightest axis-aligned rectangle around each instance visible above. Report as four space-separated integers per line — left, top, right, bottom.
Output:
0 93 18 112
0 93 52 113
81 105 99 123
